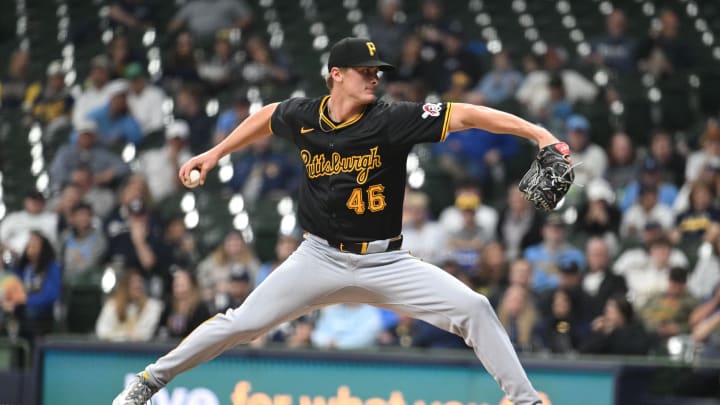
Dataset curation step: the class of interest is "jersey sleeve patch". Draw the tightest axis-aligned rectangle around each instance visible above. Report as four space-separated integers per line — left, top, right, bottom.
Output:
421 102 443 118
385 101 452 146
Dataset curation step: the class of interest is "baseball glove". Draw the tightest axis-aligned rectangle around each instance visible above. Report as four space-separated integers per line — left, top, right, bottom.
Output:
518 142 574 212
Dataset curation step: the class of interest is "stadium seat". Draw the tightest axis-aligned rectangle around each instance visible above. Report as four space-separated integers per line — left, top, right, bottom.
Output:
63 284 103 334
0 337 31 370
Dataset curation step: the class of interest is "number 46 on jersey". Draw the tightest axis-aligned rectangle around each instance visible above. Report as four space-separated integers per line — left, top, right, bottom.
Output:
346 184 387 214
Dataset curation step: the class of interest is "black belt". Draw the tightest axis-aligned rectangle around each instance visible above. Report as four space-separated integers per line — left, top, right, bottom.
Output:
327 235 403 254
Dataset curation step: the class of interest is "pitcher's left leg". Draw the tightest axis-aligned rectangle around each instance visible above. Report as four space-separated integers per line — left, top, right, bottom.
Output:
357 251 541 405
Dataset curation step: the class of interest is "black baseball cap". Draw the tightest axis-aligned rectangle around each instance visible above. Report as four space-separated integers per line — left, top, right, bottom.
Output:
327 37 394 71
559 262 580 274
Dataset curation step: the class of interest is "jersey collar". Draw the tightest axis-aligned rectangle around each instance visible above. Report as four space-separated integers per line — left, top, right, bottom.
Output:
318 95 366 132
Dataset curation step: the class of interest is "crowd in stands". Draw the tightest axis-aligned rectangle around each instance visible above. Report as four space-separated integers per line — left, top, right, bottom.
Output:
1 0 720 394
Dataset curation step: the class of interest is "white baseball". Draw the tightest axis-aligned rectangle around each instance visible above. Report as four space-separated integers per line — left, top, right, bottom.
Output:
186 169 201 188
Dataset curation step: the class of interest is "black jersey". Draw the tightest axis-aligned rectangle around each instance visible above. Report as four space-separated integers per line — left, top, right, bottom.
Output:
270 95 452 242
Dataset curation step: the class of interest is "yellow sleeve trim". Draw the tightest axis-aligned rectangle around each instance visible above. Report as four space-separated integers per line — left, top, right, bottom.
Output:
439 102 453 142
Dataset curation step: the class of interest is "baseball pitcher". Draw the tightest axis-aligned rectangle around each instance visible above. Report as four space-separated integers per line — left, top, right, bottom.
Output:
113 37 573 405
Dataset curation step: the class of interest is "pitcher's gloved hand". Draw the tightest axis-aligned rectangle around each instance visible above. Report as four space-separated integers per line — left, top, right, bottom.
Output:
518 142 574 212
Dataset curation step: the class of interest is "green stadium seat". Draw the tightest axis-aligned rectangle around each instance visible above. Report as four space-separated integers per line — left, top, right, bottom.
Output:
0 337 31 370
63 284 104 334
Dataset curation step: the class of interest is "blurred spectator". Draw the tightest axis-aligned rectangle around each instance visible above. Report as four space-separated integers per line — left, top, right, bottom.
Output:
0 49 40 110
12 231 62 337
214 93 250 145
240 35 292 92
196 229 260 301
85 81 143 147
401 191 448 265
674 159 720 214
685 284 720 396
432 94 520 188
109 0 157 32
446 194 487 272
30 60 74 140
174 85 214 154
384 34 442 86
380 313 413 347
574 178 621 254
587 10 637 72
49 183 83 236
516 47 598 118
157 268 211 339
103 175 165 286
311 304 383 349
168 0 252 43
227 136 300 207
688 236 720 300
472 242 508 299
125 62 166 135
497 284 542 353
72 55 113 129
604 131 639 195
366 0 409 67
614 235 689 308
523 213 585 291
685 119 720 183
496 186 543 261
411 318 468 349
385 79 428 103
582 238 628 316
411 0 456 50
690 284 720 348
640 267 698 353
539 262 595 325
153 216 198 287
438 182 498 244
489 258 534 309
620 183 675 240
262 315 317 349
134 120 193 202
67 164 118 219
579 295 650 355
216 265 253 312
0 190 58 256
474 50 524 107
107 35 145 80
255 230 302 287
435 24 483 93
621 158 678 213
565 114 608 189
537 287 591 354
441 71 472 103
536 75 574 137
198 32 241 93
59 202 107 286
0 257 27 339
649 129 686 188
163 32 202 90
636 8 694 77
95 268 163 341
671 181 720 246
49 120 130 192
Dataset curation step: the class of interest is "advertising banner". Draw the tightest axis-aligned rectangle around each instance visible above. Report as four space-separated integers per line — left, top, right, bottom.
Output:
41 346 615 405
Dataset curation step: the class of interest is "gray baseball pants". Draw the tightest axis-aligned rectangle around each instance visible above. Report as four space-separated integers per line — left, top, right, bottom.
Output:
145 234 541 404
